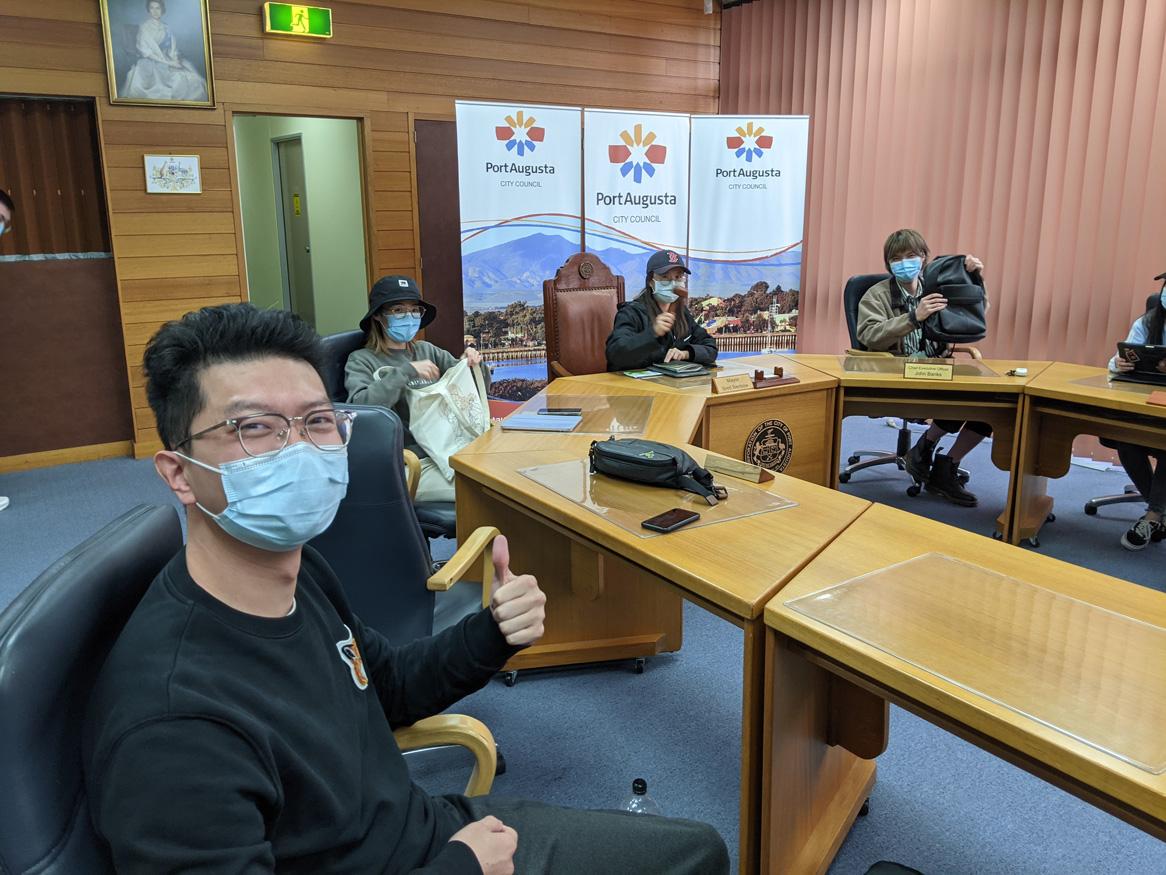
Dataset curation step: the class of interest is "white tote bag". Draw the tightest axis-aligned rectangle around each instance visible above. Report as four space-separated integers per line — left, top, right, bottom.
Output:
403 359 491 480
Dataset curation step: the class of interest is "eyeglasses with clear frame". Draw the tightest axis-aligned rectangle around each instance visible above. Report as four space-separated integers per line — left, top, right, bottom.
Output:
384 305 425 318
176 408 356 458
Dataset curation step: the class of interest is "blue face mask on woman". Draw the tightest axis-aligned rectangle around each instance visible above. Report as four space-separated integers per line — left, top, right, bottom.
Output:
652 279 679 305
178 442 349 552
890 257 923 282
386 313 422 343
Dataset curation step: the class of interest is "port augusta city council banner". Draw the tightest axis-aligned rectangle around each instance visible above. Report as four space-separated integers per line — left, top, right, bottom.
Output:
455 100 582 401
582 108 691 286
687 115 809 343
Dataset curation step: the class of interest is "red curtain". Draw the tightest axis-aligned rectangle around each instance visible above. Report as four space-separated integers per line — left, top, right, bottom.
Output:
0 98 110 256
721 0 1166 361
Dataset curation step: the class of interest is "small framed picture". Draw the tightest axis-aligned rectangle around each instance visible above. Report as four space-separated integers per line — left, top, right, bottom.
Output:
144 154 202 194
100 0 215 107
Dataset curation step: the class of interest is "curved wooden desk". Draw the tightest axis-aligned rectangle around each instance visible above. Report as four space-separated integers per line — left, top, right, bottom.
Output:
787 354 1053 540
762 503 1166 873
452 376 869 873
1011 362 1166 545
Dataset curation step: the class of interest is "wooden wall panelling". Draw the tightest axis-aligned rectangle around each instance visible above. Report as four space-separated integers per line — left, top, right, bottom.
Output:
0 0 720 462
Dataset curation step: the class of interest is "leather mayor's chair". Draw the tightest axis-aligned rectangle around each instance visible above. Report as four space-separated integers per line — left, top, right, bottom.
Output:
319 328 457 544
543 251 625 379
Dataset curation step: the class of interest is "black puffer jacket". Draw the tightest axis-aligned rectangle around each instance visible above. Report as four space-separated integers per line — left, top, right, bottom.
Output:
605 292 719 371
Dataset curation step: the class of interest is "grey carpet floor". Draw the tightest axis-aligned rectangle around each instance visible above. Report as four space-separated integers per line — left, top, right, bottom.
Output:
1 417 1163 873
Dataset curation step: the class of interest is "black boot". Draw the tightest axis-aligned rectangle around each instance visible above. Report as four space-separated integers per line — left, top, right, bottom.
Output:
926 454 978 506
902 435 935 484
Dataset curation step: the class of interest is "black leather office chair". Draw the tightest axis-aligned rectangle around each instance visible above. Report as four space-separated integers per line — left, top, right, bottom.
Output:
319 329 457 543
838 273 970 494
0 504 183 874
311 404 448 643
1084 292 1161 515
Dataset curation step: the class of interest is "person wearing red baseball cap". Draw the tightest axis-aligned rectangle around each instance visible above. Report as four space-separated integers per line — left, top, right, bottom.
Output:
605 249 718 371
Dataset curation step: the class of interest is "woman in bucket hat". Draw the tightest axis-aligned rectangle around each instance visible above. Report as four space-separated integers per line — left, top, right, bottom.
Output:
345 275 487 503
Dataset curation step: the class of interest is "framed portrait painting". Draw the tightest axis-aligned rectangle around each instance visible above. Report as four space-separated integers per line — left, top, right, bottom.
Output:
99 0 215 107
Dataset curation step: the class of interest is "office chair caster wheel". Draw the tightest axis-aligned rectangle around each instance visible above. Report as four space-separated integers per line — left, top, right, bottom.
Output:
1083 504 1098 516
502 670 518 687
847 455 861 465
495 748 507 776
839 471 851 484
991 530 1003 540
632 657 645 675
858 798 870 817
906 484 921 497
1047 513 1056 523
1027 537 1040 548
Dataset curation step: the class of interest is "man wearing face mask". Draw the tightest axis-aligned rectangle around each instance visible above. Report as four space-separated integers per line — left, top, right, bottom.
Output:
856 229 990 506
605 249 719 372
0 189 14 512
344 275 487 504
83 304 728 873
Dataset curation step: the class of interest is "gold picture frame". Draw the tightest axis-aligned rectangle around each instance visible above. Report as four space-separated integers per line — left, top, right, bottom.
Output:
99 0 215 107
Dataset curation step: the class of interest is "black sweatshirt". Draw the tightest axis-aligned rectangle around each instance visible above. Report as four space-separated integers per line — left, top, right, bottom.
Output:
605 292 719 371
82 546 518 874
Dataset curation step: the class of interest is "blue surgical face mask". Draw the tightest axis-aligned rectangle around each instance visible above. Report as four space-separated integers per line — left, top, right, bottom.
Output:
386 313 421 343
178 442 349 552
890 257 923 282
1160 289 1166 309
0 220 7 236
652 279 679 305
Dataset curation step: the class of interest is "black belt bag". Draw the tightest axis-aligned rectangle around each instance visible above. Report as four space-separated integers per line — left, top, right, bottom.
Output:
588 437 727 506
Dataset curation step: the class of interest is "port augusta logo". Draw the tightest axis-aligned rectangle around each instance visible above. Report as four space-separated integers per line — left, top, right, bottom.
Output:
495 110 545 156
608 123 667 183
726 121 773 162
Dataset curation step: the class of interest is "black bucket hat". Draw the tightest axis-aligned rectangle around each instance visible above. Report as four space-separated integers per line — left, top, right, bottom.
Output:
359 275 437 335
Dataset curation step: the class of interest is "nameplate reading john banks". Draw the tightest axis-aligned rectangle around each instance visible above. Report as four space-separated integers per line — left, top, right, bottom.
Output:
711 374 754 394
903 361 954 381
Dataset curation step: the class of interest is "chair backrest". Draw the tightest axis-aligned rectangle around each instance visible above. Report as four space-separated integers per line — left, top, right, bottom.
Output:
843 273 892 350
309 404 436 644
0 504 183 874
543 252 624 379
320 329 366 402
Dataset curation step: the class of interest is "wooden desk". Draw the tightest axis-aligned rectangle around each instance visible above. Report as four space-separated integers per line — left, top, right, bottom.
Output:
453 409 871 873
760 503 1166 873
556 354 840 486
1011 362 1166 544
788 354 1051 539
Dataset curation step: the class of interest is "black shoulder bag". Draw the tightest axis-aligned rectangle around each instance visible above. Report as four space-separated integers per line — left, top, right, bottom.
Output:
920 254 988 345
588 437 728 506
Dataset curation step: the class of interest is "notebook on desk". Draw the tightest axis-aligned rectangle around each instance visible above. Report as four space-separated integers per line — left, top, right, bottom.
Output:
1112 343 1166 386
500 413 582 432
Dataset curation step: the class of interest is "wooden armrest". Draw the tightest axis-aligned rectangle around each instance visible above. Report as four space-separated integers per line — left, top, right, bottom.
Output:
394 714 497 797
550 360 573 378
845 348 893 357
426 525 499 609
402 449 421 500
950 345 983 360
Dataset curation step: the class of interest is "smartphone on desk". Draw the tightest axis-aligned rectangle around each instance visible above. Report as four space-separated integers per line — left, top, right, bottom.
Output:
641 508 701 533
538 407 583 416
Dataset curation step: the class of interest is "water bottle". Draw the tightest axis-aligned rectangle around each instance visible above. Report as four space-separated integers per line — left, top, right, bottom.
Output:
621 778 662 815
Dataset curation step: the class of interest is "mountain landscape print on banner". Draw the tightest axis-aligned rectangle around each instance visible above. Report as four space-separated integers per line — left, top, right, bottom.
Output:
462 233 580 309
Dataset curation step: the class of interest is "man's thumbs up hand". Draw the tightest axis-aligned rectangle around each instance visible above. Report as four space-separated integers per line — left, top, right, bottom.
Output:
489 535 546 647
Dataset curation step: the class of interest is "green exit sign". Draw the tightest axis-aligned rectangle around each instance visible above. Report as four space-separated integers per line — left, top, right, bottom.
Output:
263 2 333 38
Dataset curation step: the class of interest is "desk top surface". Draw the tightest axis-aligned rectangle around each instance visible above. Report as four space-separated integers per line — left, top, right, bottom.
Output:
788 353 1052 393
1024 361 1166 417
454 430 870 620
556 354 836 404
765 502 1166 818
